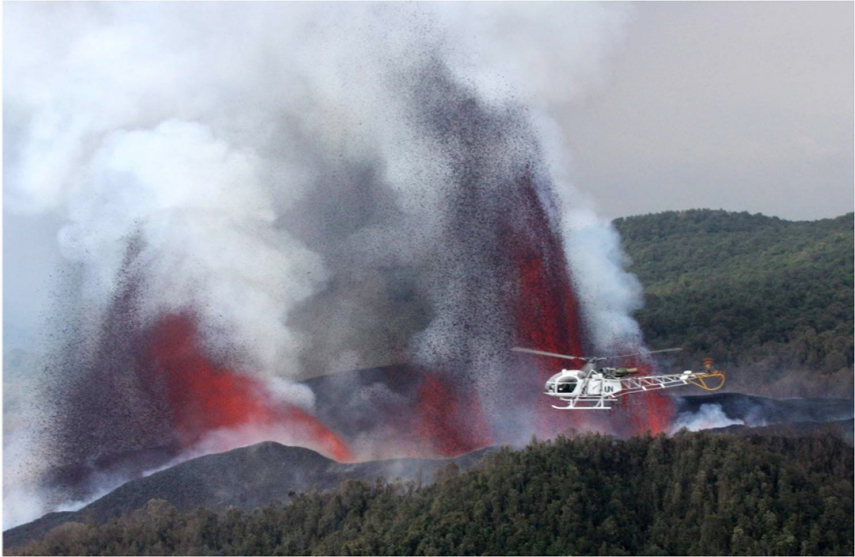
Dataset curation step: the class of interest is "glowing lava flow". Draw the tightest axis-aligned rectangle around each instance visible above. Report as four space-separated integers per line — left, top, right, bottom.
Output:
149 314 353 461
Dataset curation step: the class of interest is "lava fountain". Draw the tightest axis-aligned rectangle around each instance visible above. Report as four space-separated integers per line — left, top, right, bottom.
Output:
148 313 353 462
9 3 667 529
45 64 674 492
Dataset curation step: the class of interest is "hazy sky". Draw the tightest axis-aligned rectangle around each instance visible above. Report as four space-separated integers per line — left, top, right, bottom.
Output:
559 2 853 220
3 2 853 349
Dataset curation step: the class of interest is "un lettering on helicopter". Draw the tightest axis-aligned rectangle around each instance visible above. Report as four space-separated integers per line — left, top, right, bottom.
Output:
511 347 725 410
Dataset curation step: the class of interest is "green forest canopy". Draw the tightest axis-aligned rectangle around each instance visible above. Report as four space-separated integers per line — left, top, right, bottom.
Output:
613 210 853 393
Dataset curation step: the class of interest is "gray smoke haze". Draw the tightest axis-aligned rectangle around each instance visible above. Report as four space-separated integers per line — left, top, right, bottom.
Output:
4 2 644 528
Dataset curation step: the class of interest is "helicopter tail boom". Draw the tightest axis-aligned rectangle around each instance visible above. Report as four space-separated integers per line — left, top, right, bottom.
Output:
610 370 725 397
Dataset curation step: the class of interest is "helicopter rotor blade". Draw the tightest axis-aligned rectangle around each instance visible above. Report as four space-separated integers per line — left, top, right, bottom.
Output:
511 347 588 361
606 347 684 360
512 346 683 363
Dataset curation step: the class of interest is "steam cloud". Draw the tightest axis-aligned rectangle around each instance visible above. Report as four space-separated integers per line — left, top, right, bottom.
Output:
4 3 646 528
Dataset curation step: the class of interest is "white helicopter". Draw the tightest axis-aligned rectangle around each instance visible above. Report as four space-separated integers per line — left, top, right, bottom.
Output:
512 347 725 410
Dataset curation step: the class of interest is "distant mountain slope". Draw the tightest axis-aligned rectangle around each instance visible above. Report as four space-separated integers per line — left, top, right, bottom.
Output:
613 210 854 396
3 442 492 550
677 393 854 425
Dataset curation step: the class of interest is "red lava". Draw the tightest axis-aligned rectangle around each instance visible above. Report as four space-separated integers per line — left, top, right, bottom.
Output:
414 374 492 457
614 358 675 437
149 314 353 461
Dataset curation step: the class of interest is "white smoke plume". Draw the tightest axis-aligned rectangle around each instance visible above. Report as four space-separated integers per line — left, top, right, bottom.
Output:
6 2 638 375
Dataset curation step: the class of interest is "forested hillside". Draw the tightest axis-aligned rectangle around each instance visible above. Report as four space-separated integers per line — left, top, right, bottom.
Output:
12 432 853 556
613 210 854 397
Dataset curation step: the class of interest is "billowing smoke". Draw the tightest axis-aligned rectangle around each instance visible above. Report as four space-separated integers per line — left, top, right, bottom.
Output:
670 404 747 433
4 2 666 528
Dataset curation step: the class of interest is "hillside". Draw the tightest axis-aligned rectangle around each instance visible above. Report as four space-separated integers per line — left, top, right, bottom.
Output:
10 431 853 556
613 210 854 397
3 443 493 550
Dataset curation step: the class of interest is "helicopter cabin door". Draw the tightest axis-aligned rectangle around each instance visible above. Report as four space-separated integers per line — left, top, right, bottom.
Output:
586 377 622 397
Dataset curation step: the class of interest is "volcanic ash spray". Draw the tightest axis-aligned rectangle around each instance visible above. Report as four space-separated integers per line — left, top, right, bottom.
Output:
3 2 672 526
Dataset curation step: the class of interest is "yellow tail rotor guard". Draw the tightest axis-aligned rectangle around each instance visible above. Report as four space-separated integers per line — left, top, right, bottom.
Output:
687 370 726 391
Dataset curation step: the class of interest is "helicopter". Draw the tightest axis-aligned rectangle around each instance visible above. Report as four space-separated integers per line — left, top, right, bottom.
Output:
512 347 725 410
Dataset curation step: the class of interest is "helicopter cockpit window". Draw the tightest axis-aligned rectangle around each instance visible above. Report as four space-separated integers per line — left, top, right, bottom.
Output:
554 377 578 394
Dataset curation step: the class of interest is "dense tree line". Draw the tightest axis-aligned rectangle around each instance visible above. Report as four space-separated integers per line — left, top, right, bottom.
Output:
613 210 854 397
12 431 853 556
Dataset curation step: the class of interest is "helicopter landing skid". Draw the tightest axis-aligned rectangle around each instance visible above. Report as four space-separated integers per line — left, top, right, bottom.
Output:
552 397 616 410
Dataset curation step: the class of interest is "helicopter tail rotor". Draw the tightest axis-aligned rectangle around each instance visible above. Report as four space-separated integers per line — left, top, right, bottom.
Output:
688 357 726 391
